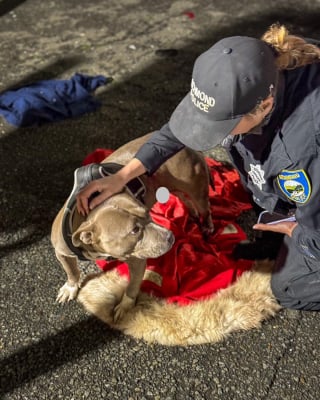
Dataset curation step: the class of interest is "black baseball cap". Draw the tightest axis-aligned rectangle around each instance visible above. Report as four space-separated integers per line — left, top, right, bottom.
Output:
169 36 278 151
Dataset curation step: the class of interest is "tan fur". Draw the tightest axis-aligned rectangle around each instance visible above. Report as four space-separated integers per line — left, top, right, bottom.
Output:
78 260 281 345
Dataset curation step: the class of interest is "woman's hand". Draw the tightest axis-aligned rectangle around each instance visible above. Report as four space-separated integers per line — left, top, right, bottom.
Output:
76 174 126 216
76 158 147 216
253 221 298 237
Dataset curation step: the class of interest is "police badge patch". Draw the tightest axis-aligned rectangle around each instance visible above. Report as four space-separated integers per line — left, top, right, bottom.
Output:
277 169 311 204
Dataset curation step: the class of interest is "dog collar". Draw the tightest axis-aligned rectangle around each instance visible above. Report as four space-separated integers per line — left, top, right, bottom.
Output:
62 162 146 261
100 163 146 204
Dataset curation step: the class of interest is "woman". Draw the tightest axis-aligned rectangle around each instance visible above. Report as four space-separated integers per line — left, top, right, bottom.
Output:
77 24 320 310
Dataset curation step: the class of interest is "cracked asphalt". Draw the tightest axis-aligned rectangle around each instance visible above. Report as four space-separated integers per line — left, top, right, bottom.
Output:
1 0 320 399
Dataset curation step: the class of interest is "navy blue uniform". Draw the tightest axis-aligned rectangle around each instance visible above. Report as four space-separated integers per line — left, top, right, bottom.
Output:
135 61 320 310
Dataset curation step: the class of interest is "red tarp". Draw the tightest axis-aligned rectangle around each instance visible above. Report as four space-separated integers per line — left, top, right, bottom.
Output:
83 149 253 305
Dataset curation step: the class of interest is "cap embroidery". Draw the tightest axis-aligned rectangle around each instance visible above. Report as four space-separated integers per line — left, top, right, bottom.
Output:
190 78 215 113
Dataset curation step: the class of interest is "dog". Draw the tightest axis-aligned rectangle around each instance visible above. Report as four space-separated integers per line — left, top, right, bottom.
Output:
51 133 213 321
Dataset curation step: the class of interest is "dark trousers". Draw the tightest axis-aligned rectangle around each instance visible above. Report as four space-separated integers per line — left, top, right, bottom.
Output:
271 235 320 310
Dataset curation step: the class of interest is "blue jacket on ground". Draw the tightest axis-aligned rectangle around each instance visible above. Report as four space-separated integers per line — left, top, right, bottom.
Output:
0 73 111 127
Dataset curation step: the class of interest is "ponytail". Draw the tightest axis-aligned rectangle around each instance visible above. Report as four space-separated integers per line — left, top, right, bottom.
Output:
261 24 320 70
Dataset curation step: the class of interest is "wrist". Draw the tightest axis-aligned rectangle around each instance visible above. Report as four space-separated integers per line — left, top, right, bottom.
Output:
287 222 298 237
117 158 146 183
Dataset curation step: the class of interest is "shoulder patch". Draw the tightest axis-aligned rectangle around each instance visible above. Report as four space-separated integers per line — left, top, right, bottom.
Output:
277 169 311 204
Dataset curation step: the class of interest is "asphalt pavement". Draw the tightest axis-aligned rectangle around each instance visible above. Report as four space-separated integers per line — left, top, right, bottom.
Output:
1 0 320 399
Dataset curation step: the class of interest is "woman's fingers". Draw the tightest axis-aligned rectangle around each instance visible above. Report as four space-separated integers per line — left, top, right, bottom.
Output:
88 190 111 210
76 180 101 215
76 175 125 215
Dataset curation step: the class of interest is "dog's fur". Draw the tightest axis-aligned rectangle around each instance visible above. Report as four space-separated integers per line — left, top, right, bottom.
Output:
77 260 281 345
51 133 213 321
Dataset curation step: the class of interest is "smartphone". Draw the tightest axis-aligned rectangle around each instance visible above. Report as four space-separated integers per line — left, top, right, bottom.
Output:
257 210 296 225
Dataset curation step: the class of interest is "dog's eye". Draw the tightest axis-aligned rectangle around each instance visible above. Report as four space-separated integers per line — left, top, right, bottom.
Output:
130 226 141 235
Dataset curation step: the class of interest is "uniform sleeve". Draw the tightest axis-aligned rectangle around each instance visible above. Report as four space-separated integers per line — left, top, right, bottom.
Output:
289 155 320 260
134 123 185 175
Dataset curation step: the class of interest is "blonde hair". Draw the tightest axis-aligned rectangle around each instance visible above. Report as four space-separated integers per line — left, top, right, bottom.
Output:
262 23 320 70
247 24 320 117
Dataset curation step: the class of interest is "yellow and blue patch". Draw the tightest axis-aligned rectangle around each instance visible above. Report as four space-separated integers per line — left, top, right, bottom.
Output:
277 169 311 204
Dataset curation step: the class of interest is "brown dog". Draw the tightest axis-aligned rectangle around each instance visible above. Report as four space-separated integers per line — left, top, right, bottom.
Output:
51 133 213 321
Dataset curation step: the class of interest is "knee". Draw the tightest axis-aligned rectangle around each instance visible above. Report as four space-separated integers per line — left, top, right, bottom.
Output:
270 274 302 310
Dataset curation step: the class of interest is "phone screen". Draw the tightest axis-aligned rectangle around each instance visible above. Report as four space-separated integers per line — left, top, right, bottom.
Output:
257 210 296 225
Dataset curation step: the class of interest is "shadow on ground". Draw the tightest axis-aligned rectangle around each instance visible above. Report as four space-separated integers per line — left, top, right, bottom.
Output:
0 0 27 17
0 317 120 395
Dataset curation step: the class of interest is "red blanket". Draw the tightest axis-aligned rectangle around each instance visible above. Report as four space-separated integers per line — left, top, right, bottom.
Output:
83 150 253 305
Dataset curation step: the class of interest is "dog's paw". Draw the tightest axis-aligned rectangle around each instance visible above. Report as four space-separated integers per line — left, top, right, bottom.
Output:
113 293 136 322
56 282 79 303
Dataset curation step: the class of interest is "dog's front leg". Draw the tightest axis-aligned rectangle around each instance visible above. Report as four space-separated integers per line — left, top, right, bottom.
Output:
55 252 81 303
113 258 146 322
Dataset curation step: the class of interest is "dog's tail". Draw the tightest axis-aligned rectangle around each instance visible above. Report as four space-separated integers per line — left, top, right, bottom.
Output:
77 261 280 346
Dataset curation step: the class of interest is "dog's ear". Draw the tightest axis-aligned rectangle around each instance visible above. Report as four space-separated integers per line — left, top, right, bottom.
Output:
79 231 93 245
72 221 94 247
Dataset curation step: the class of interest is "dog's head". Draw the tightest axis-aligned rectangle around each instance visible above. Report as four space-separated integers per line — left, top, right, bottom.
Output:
72 193 174 261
